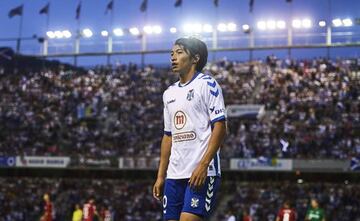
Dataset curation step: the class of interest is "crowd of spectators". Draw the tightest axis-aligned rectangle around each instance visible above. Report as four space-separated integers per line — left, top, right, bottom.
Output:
0 177 161 221
219 57 360 159
0 57 359 159
1 177 359 221
218 181 360 221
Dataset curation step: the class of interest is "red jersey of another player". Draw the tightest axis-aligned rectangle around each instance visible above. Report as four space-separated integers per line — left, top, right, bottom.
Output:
100 208 112 221
83 200 96 221
41 194 52 221
277 208 296 221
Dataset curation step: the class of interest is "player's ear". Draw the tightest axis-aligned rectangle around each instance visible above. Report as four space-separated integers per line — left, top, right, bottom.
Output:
193 54 200 64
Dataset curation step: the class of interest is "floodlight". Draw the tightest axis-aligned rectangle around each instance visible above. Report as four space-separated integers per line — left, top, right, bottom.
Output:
54 30 64 38
343 18 353 27
242 24 250 31
153 25 162 34
46 31 56 39
101 30 109 37
227 22 237 32
276 20 286 29
82 28 93 38
129 27 140 36
332 18 342 27
143 26 153 34
292 19 302 29
266 20 276 30
257 21 267 30
217 23 227 32
62 30 72 38
170 27 177 33
113 28 124 36
302 19 312 28
203 24 213 33
319 20 326 27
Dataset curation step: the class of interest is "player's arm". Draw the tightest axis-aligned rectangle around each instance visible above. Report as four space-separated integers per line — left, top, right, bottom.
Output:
189 120 226 188
153 93 172 201
153 134 172 200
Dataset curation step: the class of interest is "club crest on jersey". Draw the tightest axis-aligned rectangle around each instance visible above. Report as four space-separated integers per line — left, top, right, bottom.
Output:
186 89 194 101
174 111 187 130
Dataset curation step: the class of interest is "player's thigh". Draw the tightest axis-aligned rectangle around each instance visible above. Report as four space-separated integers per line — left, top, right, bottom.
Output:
179 212 203 221
163 179 188 221
182 176 220 219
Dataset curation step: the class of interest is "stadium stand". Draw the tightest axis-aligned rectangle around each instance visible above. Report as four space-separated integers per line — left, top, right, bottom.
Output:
0 57 359 159
1 178 359 221
217 181 360 221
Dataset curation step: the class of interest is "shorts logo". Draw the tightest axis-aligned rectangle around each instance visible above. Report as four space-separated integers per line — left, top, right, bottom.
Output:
205 177 215 212
173 131 196 143
174 111 186 130
191 197 199 208
187 89 194 101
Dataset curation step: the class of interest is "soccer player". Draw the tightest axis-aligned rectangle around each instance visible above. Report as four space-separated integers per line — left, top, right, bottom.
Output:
305 199 325 221
72 204 83 221
99 205 112 221
276 200 296 221
83 198 98 221
153 37 227 221
40 193 53 221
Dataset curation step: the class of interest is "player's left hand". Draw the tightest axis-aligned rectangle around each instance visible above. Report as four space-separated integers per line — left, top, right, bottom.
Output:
189 163 208 190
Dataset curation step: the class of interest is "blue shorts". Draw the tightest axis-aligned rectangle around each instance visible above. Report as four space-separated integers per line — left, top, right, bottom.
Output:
163 176 220 220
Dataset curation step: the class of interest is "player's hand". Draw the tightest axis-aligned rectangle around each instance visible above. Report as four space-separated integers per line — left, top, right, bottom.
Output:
153 177 164 201
189 163 208 190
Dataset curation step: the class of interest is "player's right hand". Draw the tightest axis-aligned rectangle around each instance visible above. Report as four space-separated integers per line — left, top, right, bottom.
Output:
152 177 164 201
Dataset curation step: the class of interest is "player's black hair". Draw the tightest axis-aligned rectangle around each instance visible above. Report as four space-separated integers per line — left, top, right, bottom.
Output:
174 37 208 72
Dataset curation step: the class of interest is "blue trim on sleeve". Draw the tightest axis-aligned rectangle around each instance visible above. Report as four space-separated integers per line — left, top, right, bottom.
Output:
164 131 172 136
210 115 226 125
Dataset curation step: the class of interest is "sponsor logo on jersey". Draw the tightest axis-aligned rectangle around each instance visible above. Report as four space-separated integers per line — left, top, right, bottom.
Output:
174 111 186 130
173 131 196 143
191 197 199 208
215 108 225 115
186 89 195 101
167 99 176 104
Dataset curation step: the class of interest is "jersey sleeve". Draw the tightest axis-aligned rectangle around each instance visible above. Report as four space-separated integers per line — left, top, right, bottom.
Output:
201 76 226 125
163 92 172 136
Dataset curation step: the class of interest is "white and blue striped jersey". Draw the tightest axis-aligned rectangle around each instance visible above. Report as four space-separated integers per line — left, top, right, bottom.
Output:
163 72 226 179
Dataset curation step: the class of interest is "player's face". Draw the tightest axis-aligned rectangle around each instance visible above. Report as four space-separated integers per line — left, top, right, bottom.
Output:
170 44 193 74
311 199 318 208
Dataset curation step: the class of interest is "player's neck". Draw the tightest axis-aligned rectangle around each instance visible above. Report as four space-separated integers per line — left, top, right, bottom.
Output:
179 67 197 84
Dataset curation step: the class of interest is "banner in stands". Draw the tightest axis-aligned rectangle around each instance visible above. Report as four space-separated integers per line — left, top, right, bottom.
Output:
79 157 112 168
350 157 360 171
226 104 266 119
0 156 16 167
230 158 293 171
118 157 160 169
16 156 70 168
